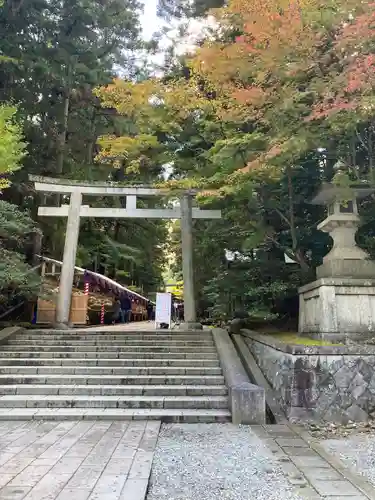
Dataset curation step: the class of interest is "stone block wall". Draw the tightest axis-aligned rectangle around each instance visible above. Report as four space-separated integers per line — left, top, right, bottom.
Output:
242 330 375 423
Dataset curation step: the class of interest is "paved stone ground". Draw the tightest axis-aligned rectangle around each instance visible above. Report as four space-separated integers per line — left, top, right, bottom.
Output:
320 433 375 489
80 321 196 332
81 321 155 332
0 420 159 500
0 420 373 499
253 424 375 499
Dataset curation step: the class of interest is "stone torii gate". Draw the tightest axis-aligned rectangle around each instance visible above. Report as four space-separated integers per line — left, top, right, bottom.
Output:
31 176 221 329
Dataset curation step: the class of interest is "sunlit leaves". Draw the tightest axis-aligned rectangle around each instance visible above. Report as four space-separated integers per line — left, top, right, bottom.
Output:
0 105 26 190
96 134 162 168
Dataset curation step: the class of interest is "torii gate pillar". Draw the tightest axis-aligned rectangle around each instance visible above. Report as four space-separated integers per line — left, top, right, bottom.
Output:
180 194 201 329
55 190 82 327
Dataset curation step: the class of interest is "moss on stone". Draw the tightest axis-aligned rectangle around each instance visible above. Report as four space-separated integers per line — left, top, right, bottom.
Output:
268 332 343 346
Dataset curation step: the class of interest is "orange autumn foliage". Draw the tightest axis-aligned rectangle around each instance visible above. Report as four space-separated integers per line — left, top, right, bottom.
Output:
95 0 375 190
187 0 375 174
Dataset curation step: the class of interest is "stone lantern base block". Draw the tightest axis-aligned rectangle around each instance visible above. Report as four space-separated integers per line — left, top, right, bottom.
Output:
299 278 375 341
317 259 375 280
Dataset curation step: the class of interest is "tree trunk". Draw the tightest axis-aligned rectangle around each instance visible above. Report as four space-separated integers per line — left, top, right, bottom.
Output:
56 91 70 177
50 88 70 254
351 135 357 168
286 166 310 273
369 126 374 183
30 231 43 266
287 166 297 251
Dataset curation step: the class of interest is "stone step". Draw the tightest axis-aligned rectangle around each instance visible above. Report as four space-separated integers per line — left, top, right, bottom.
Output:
28 329 210 334
0 357 220 367
13 334 213 341
1 345 217 353
0 366 222 376
0 374 225 385
0 351 219 359
0 407 231 422
0 328 231 421
7 339 215 346
0 394 229 409
0 384 228 396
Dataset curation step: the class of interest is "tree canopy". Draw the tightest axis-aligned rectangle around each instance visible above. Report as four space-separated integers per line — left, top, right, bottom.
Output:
0 0 166 316
94 0 375 321
2 0 375 323
157 0 224 18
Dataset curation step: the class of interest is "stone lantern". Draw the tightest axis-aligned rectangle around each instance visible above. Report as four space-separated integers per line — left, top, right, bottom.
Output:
298 182 375 341
313 183 375 278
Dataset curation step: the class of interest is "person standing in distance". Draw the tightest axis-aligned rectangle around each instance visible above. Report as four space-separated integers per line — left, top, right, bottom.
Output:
119 293 132 323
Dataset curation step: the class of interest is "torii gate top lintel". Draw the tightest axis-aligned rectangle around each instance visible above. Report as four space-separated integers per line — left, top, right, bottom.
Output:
30 175 201 197
31 176 221 220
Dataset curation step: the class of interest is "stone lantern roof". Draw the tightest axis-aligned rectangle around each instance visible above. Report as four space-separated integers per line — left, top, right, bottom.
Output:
310 182 374 205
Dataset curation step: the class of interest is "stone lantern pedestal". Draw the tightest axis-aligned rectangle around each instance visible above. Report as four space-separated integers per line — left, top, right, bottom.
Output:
299 183 375 340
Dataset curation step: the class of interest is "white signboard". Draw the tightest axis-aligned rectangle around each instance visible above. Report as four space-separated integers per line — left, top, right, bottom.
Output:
155 292 172 328
284 252 297 264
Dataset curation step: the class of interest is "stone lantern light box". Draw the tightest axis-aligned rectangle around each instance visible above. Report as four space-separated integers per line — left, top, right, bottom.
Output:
298 182 375 340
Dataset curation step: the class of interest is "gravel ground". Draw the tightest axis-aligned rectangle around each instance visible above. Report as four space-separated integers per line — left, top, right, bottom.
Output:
321 434 375 487
147 423 304 500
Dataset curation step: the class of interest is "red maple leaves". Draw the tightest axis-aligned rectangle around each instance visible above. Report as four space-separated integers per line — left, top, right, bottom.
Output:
308 2 375 121
336 9 375 52
345 54 375 93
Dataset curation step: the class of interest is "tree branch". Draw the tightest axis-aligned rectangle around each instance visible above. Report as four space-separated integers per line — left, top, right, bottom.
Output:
287 165 298 250
356 127 369 152
274 208 291 228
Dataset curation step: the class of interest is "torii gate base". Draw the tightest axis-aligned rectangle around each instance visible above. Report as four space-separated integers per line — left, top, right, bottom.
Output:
32 176 221 329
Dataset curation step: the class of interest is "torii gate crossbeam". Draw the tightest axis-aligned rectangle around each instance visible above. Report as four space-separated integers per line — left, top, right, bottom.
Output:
31 176 221 329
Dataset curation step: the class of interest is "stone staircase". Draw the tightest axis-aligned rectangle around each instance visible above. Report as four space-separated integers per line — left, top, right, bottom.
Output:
0 329 231 422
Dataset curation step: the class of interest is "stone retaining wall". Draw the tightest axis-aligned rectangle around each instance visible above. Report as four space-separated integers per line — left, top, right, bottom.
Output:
241 330 375 422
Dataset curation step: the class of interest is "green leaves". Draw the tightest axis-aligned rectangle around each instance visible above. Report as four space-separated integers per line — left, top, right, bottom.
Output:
101 236 141 264
205 133 267 174
0 201 38 245
157 0 225 19
0 105 27 189
0 249 40 299
0 201 41 303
